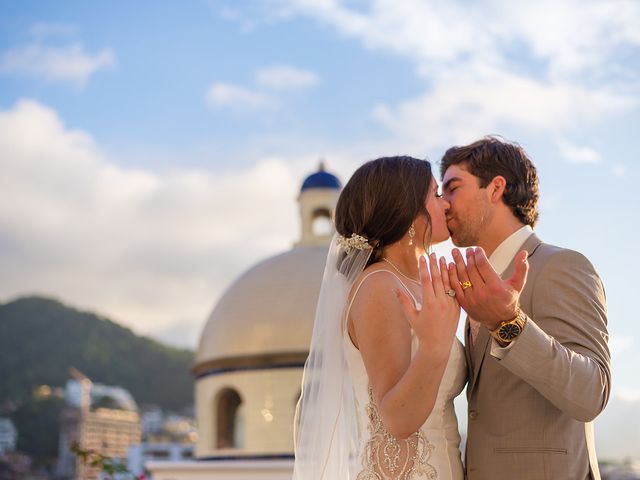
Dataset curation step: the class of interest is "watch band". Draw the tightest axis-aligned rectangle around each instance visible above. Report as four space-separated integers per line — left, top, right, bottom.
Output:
490 309 527 343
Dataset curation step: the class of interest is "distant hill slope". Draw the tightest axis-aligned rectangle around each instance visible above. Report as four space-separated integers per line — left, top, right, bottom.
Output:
0 296 194 411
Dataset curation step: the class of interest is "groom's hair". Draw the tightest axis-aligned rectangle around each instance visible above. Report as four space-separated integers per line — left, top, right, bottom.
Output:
335 156 433 266
439 136 539 227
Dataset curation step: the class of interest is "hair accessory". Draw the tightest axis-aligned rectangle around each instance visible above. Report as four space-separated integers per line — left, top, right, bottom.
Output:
336 233 372 253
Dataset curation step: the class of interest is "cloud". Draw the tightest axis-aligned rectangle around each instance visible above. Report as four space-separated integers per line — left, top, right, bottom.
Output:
256 65 320 90
0 43 115 86
243 0 640 153
596 393 640 460
206 65 319 111
28 22 77 40
372 67 631 151
609 334 634 358
612 164 628 177
205 82 274 110
0 99 300 347
270 0 640 79
557 138 601 164
498 1 640 81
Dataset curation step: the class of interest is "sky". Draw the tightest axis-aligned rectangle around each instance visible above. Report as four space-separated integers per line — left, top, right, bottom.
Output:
1 0 639 458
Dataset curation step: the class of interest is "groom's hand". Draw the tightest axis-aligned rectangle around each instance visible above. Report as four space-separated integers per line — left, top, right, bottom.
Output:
448 247 529 330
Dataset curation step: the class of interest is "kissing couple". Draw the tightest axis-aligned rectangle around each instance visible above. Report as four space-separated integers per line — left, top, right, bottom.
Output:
293 136 611 480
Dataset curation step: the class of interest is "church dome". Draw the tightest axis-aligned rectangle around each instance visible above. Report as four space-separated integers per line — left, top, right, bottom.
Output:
194 245 328 369
193 162 341 376
191 163 342 458
300 162 341 192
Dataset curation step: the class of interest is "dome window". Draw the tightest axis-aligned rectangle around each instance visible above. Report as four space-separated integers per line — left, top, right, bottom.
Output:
215 388 244 449
311 208 333 236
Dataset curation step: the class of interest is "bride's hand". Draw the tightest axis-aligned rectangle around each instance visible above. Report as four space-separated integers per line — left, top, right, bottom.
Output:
396 253 460 351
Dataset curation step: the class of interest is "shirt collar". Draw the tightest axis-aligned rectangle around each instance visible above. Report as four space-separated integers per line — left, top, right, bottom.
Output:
489 225 534 275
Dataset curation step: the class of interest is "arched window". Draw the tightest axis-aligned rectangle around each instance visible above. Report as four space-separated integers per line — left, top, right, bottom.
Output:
312 208 332 236
216 388 243 449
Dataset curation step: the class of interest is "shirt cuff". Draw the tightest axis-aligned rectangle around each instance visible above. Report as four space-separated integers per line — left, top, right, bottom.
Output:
490 337 516 359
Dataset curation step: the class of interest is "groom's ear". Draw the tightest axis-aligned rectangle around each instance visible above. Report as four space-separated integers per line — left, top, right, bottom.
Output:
488 175 507 203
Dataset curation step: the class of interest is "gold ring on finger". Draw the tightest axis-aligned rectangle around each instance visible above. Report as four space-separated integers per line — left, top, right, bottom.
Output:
461 280 472 290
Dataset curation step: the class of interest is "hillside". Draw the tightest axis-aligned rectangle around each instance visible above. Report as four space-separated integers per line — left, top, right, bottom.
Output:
0 295 194 411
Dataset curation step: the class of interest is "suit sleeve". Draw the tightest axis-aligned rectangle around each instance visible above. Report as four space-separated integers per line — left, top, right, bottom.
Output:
495 249 611 422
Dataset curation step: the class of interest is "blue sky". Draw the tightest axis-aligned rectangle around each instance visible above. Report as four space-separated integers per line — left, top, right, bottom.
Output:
1 0 639 457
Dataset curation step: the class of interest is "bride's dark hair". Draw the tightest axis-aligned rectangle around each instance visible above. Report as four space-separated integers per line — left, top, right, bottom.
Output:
335 156 433 266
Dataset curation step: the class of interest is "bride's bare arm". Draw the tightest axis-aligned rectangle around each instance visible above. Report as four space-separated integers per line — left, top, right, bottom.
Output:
349 254 460 439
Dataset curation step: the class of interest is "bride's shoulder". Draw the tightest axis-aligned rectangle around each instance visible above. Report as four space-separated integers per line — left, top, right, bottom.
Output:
351 265 406 301
348 266 411 330
356 264 402 285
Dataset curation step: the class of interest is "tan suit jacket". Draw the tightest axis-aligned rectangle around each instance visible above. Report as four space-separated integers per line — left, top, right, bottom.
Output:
465 234 611 480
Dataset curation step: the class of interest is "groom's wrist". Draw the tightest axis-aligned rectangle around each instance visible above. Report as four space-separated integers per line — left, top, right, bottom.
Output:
488 308 527 345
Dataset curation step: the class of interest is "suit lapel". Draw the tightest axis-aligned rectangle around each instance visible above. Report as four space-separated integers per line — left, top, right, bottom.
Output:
464 316 474 396
468 322 490 394
503 233 543 279
466 233 544 397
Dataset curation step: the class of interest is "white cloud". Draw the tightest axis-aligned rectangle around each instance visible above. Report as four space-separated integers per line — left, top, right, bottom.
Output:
0 43 115 86
271 0 640 79
205 82 274 110
206 65 319 111
609 335 634 357
612 164 628 177
498 1 640 80
28 22 76 40
256 65 320 90
372 68 631 151
596 393 640 460
0 99 300 347
557 138 601 164
616 388 640 403
250 0 640 154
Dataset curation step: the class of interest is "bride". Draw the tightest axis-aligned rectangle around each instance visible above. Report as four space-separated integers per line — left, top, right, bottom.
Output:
293 156 467 479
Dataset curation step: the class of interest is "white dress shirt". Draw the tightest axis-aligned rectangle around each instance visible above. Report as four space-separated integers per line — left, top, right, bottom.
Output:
486 224 534 358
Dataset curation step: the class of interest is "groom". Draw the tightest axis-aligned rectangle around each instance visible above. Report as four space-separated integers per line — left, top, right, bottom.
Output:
440 136 610 480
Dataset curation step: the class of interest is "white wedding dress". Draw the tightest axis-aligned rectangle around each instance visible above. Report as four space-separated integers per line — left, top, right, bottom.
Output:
343 270 467 480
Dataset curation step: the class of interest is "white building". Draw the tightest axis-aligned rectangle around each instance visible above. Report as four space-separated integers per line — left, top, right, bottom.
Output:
0 418 17 454
56 374 142 480
141 407 165 438
128 442 194 477
57 407 141 480
149 164 341 479
65 379 138 412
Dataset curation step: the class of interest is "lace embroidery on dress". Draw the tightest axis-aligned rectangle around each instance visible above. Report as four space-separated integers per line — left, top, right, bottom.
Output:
356 386 437 480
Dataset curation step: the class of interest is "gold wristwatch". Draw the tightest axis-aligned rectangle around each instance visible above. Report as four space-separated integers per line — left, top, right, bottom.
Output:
490 309 527 343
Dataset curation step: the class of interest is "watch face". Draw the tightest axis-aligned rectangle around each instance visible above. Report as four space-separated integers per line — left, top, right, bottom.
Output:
499 323 522 341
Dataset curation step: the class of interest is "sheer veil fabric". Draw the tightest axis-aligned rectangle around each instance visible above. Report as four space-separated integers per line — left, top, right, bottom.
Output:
293 233 373 479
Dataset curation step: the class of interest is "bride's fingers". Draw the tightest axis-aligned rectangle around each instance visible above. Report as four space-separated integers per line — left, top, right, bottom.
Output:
440 256 452 292
448 261 465 301
428 253 444 296
419 255 436 301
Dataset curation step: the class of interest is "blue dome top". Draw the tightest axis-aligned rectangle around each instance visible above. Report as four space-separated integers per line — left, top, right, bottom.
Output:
301 163 341 192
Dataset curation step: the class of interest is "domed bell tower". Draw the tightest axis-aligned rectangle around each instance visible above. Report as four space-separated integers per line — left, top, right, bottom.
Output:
295 161 342 247
191 162 342 462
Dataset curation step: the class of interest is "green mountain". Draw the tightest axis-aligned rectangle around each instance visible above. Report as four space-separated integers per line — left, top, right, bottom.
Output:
0 295 195 410
0 296 196 469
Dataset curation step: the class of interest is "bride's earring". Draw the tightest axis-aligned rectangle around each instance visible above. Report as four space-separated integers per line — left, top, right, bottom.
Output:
408 223 415 246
